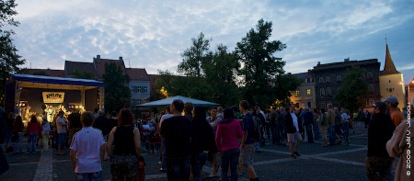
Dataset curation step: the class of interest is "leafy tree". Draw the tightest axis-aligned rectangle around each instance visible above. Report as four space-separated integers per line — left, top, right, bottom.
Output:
335 66 369 112
235 19 288 108
203 44 241 106
71 70 94 79
178 32 211 77
0 0 25 104
103 63 130 113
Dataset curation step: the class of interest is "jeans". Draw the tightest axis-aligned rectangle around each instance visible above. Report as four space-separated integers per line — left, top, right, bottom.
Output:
304 124 314 143
166 157 191 181
58 133 67 147
161 138 167 169
342 122 349 142
328 125 336 145
221 149 240 181
191 152 207 181
75 171 102 181
5 130 13 146
313 122 320 140
27 133 38 152
13 132 24 153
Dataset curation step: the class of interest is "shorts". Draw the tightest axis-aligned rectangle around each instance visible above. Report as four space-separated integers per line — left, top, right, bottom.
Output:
287 132 302 143
58 133 67 146
239 143 255 167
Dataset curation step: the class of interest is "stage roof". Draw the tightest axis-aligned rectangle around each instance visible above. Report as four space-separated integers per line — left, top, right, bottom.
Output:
11 74 104 90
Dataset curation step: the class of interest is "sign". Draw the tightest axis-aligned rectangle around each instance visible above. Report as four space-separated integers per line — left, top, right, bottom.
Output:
42 92 65 103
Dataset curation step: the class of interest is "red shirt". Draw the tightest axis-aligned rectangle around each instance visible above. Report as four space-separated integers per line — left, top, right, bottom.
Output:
215 118 243 152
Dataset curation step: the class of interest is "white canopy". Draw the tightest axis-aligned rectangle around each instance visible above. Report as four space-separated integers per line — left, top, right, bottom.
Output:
137 95 219 107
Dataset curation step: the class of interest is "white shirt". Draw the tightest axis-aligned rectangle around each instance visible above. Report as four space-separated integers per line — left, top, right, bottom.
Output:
56 116 67 134
70 127 106 173
291 112 299 132
159 114 173 129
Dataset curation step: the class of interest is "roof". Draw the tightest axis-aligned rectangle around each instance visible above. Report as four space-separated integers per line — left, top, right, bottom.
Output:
126 68 150 81
19 69 65 77
313 59 379 71
93 56 127 78
137 95 219 107
382 43 400 75
11 74 104 90
64 60 97 77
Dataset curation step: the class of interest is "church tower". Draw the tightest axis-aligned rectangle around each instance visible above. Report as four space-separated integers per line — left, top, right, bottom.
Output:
379 42 406 109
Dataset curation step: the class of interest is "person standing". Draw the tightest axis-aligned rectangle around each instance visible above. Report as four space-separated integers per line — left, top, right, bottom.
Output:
41 115 51 151
238 100 259 181
56 110 68 155
207 107 221 177
191 106 215 181
160 99 193 181
68 111 82 147
12 116 24 154
107 108 142 180
158 106 173 171
285 104 303 159
216 108 243 181
319 108 329 147
70 111 106 181
384 96 405 127
302 107 314 143
386 101 414 181
365 102 395 180
26 116 42 153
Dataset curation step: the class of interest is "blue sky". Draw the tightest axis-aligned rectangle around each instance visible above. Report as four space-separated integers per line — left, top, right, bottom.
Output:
13 0 414 84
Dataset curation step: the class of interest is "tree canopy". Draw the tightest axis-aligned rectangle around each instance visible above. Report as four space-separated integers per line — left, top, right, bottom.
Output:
103 63 131 113
0 0 25 104
335 66 369 112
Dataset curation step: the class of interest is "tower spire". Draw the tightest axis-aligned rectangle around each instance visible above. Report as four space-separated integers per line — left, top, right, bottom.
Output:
383 42 399 74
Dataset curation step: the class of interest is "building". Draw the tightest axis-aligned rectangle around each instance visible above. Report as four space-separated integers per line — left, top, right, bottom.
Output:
379 43 406 110
312 58 381 109
290 70 316 108
407 78 414 106
21 55 151 109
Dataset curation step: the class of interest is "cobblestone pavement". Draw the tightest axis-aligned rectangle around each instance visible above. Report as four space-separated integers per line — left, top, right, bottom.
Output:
1 129 371 181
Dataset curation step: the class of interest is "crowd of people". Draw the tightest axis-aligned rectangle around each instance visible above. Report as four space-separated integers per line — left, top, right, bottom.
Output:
0 95 413 181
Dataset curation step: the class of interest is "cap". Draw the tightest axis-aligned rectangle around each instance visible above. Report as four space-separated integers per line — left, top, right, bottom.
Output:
373 101 387 113
383 96 398 105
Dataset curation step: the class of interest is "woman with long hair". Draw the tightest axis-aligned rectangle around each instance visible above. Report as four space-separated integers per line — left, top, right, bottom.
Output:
191 106 215 181
26 115 42 153
106 108 141 180
12 116 25 154
215 108 243 181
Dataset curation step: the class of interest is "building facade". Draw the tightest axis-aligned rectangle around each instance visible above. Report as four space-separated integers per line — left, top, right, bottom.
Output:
379 43 406 110
312 59 381 109
290 70 316 108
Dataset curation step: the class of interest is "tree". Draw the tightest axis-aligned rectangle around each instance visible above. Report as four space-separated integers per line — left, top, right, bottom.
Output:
0 0 25 104
335 66 369 113
71 70 94 79
235 19 289 107
103 63 130 113
178 32 211 77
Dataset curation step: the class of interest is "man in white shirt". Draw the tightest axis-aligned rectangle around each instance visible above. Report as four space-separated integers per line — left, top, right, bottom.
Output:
56 111 67 155
70 111 106 181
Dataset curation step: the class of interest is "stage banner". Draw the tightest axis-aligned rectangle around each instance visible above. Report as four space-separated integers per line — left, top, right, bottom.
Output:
42 92 65 103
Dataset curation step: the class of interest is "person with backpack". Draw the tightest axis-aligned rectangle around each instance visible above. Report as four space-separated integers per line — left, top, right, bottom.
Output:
285 104 303 159
238 100 259 181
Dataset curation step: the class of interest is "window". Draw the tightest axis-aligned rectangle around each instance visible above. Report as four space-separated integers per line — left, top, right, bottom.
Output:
321 101 326 109
306 89 311 95
295 90 300 97
319 77 324 84
326 87 331 96
320 88 325 96
131 86 148 94
336 75 342 82
325 76 330 83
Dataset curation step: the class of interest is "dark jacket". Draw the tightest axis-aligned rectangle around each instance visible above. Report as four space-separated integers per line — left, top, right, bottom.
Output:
367 113 395 157
160 116 193 158
285 112 304 134
191 117 215 153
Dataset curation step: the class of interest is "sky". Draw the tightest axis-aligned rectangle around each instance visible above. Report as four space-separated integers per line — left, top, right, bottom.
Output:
12 0 414 85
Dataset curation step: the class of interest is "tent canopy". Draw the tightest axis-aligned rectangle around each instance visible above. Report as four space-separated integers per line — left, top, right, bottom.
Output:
11 74 104 90
137 95 219 107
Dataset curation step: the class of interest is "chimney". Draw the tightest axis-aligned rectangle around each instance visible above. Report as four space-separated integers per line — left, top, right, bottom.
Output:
119 56 123 61
97 55 101 60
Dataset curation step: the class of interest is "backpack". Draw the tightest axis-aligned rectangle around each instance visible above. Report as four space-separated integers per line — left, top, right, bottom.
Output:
251 114 262 142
